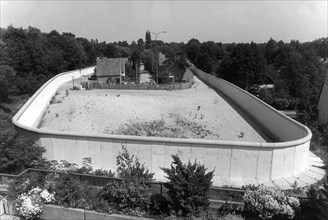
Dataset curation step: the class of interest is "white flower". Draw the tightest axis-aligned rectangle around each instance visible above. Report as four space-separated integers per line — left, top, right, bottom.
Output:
16 187 56 219
243 185 299 219
40 189 55 203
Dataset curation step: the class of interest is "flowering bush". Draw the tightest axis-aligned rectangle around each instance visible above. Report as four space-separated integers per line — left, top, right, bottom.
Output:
15 186 55 219
243 185 300 219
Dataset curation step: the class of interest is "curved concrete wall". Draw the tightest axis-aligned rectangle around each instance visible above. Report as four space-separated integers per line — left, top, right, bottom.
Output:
16 67 95 128
190 65 311 143
12 66 312 186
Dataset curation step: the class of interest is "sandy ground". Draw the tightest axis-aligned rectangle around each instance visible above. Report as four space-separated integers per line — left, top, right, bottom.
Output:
39 75 269 142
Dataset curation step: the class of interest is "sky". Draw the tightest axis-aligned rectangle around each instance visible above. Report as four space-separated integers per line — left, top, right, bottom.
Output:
1 0 327 44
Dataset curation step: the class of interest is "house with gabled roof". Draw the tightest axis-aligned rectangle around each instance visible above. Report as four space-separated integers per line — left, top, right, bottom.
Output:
95 57 129 84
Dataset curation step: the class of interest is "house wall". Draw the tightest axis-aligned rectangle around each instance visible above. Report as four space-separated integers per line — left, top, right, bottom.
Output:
12 66 312 186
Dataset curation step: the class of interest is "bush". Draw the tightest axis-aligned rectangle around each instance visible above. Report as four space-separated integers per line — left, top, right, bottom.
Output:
148 193 170 216
51 173 112 213
0 110 46 174
102 146 154 216
298 177 328 220
161 154 214 217
243 185 300 219
8 172 47 201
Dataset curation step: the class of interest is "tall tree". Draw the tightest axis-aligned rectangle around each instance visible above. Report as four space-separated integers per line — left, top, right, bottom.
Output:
145 31 152 49
185 38 201 64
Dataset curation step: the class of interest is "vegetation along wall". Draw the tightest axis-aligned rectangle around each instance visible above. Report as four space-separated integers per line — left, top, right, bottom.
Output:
12 66 312 187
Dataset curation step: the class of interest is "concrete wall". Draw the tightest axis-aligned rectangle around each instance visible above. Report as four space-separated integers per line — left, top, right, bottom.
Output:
16 67 95 128
41 205 152 220
190 65 310 142
12 66 312 185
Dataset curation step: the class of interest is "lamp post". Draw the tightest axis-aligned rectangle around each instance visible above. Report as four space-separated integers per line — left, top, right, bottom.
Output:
147 30 167 85
72 76 75 89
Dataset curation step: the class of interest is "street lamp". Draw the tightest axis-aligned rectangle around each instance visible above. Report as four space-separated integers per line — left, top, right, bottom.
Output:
147 30 167 84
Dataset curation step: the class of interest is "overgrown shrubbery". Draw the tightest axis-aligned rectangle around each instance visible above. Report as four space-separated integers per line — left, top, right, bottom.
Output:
9 147 328 220
243 185 300 219
161 154 214 217
51 173 112 213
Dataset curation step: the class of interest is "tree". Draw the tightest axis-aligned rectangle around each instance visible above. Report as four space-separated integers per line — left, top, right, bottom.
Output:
130 49 142 69
0 110 46 174
161 155 214 217
141 49 156 75
145 31 152 49
187 41 225 74
265 38 278 64
218 42 266 90
0 65 16 102
164 51 189 82
184 38 201 65
137 38 144 50
104 44 120 58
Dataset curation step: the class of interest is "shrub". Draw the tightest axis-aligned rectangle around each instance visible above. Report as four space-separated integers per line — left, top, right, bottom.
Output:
102 146 154 215
51 173 112 213
161 154 214 217
243 185 300 219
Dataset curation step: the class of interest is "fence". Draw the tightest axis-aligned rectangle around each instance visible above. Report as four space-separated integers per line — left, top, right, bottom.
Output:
81 79 194 91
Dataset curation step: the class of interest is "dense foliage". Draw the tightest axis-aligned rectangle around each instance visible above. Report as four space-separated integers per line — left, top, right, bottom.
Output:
161 155 214 217
299 177 328 220
0 109 46 174
243 185 300 219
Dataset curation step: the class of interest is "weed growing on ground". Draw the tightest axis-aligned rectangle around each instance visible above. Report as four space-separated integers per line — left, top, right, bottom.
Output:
114 114 213 139
49 94 62 104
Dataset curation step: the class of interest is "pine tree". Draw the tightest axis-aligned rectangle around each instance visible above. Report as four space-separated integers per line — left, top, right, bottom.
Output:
161 155 214 217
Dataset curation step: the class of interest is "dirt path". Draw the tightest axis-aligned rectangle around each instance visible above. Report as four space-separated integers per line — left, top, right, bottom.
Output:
39 76 269 142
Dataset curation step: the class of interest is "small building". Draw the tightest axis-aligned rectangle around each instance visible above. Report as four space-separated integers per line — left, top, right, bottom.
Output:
95 57 128 84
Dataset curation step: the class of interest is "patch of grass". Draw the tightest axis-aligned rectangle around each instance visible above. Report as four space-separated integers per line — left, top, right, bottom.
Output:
114 114 213 139
116 119 182 138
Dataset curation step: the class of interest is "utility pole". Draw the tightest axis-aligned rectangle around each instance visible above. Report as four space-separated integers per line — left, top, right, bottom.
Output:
147 30 167 85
